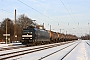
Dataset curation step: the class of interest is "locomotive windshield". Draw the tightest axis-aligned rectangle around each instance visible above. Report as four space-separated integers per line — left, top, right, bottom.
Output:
22 29 34 35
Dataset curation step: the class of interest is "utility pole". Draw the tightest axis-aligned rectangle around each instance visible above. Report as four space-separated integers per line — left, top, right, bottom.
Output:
50 25 51 31
6 20 7 44
60 29 61 41
89 31 90 40
43 23 44 29
66 31 67 34
65 31 67 41
14 9 17 42
60 29 61 33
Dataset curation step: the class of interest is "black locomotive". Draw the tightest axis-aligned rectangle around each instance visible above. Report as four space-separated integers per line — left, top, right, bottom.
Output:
21 26 50 45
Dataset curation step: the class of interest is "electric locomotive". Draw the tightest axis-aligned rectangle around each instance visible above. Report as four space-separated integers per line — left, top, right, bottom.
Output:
21 26 50 45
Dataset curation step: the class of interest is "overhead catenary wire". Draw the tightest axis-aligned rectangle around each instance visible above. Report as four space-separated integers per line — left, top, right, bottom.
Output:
1 0 43 26
1 0 14 18
34 1 63 21
1 0 70 27
18 0 64 31
1 0 41 21
0 1 45 33
59 0 79 35
1 0 13 14
17 0 67 32
17 0 59 23
67 0 75 19
1 0 59 30
0 9 14 21
31 0 67 29
59 0 73 20
0 9 13 14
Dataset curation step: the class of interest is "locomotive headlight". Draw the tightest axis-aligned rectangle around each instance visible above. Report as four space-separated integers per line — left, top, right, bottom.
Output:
30 38 32 39
31 32 32 34
22 38 24 39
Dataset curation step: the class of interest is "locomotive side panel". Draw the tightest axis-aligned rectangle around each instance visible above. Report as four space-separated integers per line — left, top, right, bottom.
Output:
36 29 50 42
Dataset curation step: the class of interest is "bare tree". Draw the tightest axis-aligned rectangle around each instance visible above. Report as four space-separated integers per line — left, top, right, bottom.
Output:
0 14 38 42
17 14 35 29
0 18 14 42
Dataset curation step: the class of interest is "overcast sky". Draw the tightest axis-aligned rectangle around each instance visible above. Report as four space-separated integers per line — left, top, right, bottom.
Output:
0 0 90 37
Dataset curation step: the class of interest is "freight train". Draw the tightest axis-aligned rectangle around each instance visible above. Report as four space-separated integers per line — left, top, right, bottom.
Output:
21 26 78 46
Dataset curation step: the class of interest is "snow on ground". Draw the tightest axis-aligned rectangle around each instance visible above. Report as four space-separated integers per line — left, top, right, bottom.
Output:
7 41 79 60
0 44 9 47
63 40 90 60
0 41 67 47
0 42 22 47
0 41 77 59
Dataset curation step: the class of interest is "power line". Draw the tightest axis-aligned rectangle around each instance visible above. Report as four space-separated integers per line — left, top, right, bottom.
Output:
1 0 13 14
59 0 73 20
0 9 13 14
17 0 58 23
1 0 74 33
2 0 69 27
1 0 45 23
31 0 65 27
67 0 73 16
0 0 48 24
17 0 69 31
59 0 77 33
34 0 66 24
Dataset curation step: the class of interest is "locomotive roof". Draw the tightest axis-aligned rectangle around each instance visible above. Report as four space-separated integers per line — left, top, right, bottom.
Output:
27 26 35 28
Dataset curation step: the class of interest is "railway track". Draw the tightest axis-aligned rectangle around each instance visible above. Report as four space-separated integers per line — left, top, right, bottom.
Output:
0 41 76 60
60 42 80 60
38 41 80 60
0 41 73 51
0 45 26 51
86 42 90 46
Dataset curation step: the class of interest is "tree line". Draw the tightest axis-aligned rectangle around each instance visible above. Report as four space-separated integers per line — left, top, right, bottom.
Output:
81 34 90 40
0 14 38 42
